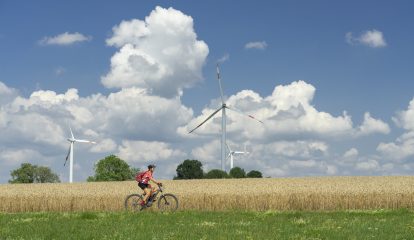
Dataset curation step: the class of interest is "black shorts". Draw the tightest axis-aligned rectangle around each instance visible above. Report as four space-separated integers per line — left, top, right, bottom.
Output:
138 182 150 190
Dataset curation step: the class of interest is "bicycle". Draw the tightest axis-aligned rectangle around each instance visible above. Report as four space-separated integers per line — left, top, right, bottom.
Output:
124 184 179 212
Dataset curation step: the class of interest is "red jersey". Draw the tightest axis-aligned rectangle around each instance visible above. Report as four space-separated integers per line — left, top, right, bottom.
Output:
141 170 153 184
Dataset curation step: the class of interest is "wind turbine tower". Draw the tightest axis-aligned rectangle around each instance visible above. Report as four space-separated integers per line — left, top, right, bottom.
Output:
64 127 96 183
189 64 263 171
227 144 249 170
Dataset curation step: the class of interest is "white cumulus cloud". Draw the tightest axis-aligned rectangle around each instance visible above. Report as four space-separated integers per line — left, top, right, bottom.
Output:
0 80 195 182
217 53 229 63
39 32 92 46
245 41 268 50
102 6 209 98
393 98 414 131
346 29 387 48
377 98 414 161
355 159 379 171
181 81 389 141
355 112 390 136
118 140 186 163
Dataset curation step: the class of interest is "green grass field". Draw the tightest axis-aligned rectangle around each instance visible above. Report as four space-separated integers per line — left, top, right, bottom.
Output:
1 210 413 240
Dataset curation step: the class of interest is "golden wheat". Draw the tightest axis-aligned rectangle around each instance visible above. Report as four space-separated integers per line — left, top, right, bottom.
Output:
1 176 414 212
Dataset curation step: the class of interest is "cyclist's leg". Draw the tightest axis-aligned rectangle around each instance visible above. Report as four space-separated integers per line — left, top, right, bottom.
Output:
138 182 146 195
142 187 151 203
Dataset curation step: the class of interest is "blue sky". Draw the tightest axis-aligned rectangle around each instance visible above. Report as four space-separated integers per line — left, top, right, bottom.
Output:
1 1 414 183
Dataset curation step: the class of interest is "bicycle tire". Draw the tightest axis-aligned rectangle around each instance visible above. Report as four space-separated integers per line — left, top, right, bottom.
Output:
124 194 144 211
157 193 179 212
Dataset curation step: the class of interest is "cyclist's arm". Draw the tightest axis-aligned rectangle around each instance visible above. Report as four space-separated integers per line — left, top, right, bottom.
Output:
149 177 160 185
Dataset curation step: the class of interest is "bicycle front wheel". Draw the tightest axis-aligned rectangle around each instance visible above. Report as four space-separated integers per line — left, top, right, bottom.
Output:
124 194 144 211
157 193 178 212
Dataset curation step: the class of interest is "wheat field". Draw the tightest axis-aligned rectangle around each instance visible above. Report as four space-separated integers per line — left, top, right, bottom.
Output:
1 176 414 212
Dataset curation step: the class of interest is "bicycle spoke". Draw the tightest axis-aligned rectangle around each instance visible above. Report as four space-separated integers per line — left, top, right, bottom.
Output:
158 194 178 212
124 194 144 212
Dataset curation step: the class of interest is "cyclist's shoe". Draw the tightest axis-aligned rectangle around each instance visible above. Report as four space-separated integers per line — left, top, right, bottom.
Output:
140 201 146 206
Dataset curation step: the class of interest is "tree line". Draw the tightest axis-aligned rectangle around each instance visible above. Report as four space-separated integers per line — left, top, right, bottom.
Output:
174 159 262 179
8 156 262 183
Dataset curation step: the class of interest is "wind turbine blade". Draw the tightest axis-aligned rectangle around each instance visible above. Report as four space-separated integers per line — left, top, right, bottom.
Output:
189 107 223 133
70 127 74 139
226 106 264 124
75 139 96 144
216 64 225 105
226 143 232 152
64 145 71 166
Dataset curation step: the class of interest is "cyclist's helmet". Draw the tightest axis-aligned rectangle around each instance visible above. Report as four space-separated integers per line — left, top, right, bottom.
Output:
148 164 156 169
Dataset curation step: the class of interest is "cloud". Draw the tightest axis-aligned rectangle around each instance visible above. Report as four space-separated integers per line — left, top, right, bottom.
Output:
177 80 394 176
102 6 209 98
55 67 66 76
0 73 397 182
377 97 414 161
0 6 407 181
191 138 332 175
180 81 389 141
393 98 414 131
217 53 229 63
346 29 387 48
355 112 390 136
0 77 408 181
259 141 328 159
377 135 414 161
39 32 92 46
0 81 18 104
117 140 186 163
244 41 267 50
343 148 359 159
355 159 379 171
0 79 195 181
90 139 117 153
0 149 45 166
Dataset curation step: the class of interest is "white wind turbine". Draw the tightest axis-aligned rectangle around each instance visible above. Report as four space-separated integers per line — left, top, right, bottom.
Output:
64 127 96 183
227 144 249 170
189 64 263 171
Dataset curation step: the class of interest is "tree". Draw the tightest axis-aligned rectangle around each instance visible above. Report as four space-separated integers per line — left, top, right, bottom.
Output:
246 170 263 178
88 155 138 182
229 167 246 178
174 159 203 180
35 166 60 183
204 169 229 179
9 163 60 183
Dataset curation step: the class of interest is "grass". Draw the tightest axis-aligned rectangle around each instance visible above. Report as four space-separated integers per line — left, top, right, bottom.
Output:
1 210 414 239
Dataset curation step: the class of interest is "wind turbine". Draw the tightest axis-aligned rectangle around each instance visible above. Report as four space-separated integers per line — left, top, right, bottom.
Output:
64 127 96 183
227 144 249 170
189 64 263 171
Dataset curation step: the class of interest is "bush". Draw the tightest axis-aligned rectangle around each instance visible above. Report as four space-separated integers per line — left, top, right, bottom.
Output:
229 167 246 178
246 170 263 178
204 169 229 179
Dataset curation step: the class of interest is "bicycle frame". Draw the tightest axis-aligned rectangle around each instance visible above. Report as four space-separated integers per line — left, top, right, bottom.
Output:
144 185 164 207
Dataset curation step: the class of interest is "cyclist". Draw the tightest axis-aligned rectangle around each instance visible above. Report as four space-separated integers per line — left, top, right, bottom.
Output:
137 164 162 206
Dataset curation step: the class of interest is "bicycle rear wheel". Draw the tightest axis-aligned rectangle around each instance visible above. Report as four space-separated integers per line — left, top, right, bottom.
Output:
157 193 178 212
124 194 144 211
